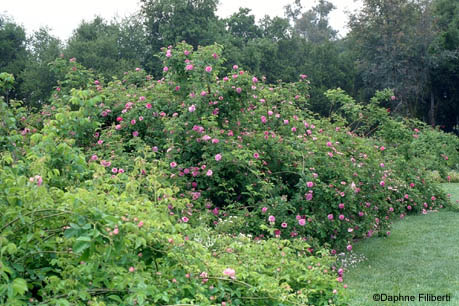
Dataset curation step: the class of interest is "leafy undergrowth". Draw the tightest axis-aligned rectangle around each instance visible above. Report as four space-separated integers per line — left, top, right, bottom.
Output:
344 184 459 305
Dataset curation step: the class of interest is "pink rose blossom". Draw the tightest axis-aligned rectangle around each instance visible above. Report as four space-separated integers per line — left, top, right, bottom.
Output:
223 268 235 278
100 160 111 167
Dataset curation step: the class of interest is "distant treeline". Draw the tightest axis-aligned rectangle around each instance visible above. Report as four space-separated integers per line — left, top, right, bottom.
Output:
1 0 458 133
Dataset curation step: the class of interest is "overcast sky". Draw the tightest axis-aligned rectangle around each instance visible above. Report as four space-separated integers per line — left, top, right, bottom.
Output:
1 0 362 41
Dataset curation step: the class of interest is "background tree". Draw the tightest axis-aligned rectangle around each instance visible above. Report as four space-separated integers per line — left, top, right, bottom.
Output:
140 0 224 74
18 27 62 107
0 15 28 100
348 0 435 117
65 16 144 79
288 0 337 43
429 0 459 132
116 13 151 73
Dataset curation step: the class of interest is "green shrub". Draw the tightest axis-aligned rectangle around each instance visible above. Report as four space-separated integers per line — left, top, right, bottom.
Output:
1 42 456 304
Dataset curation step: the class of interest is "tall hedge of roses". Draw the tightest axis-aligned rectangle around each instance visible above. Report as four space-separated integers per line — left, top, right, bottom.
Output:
1 73 347 304
52 42 450 252
0 41 455 304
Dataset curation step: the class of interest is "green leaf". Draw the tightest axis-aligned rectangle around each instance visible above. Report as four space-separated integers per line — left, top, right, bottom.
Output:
108 295 122 302
76 236 91 242
56 299 71 306
12 278 27 296
73 240 91 254
135 237 147 249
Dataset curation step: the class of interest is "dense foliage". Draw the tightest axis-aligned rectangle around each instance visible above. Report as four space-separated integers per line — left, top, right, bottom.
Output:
1 40 457 304
1 0 458 132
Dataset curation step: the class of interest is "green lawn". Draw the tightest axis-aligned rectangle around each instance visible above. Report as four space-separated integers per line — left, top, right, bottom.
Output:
344 184 459 305
444 183 459 210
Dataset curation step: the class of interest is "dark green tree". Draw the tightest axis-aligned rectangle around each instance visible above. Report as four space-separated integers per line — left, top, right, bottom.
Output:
220 8 263 73
0 15 28 100
259 16 291 41
140 0 224 75
141 0 222 48
348 0 436 118
65 16 144 79
19 27 62 107
226 8 262 43
116 14 151 72
429 0 459 132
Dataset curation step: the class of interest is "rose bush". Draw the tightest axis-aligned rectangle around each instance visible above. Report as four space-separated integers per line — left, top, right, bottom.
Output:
1 68 346 304
1 41 456 304
44 42 449 251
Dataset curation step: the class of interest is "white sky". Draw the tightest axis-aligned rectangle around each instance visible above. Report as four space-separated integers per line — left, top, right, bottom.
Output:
1 0 362 41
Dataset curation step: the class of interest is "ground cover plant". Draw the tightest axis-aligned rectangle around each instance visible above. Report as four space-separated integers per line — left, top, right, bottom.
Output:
0 42 457 304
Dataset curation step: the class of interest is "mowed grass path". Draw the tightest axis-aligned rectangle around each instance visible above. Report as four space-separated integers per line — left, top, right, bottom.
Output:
345 184 459 305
